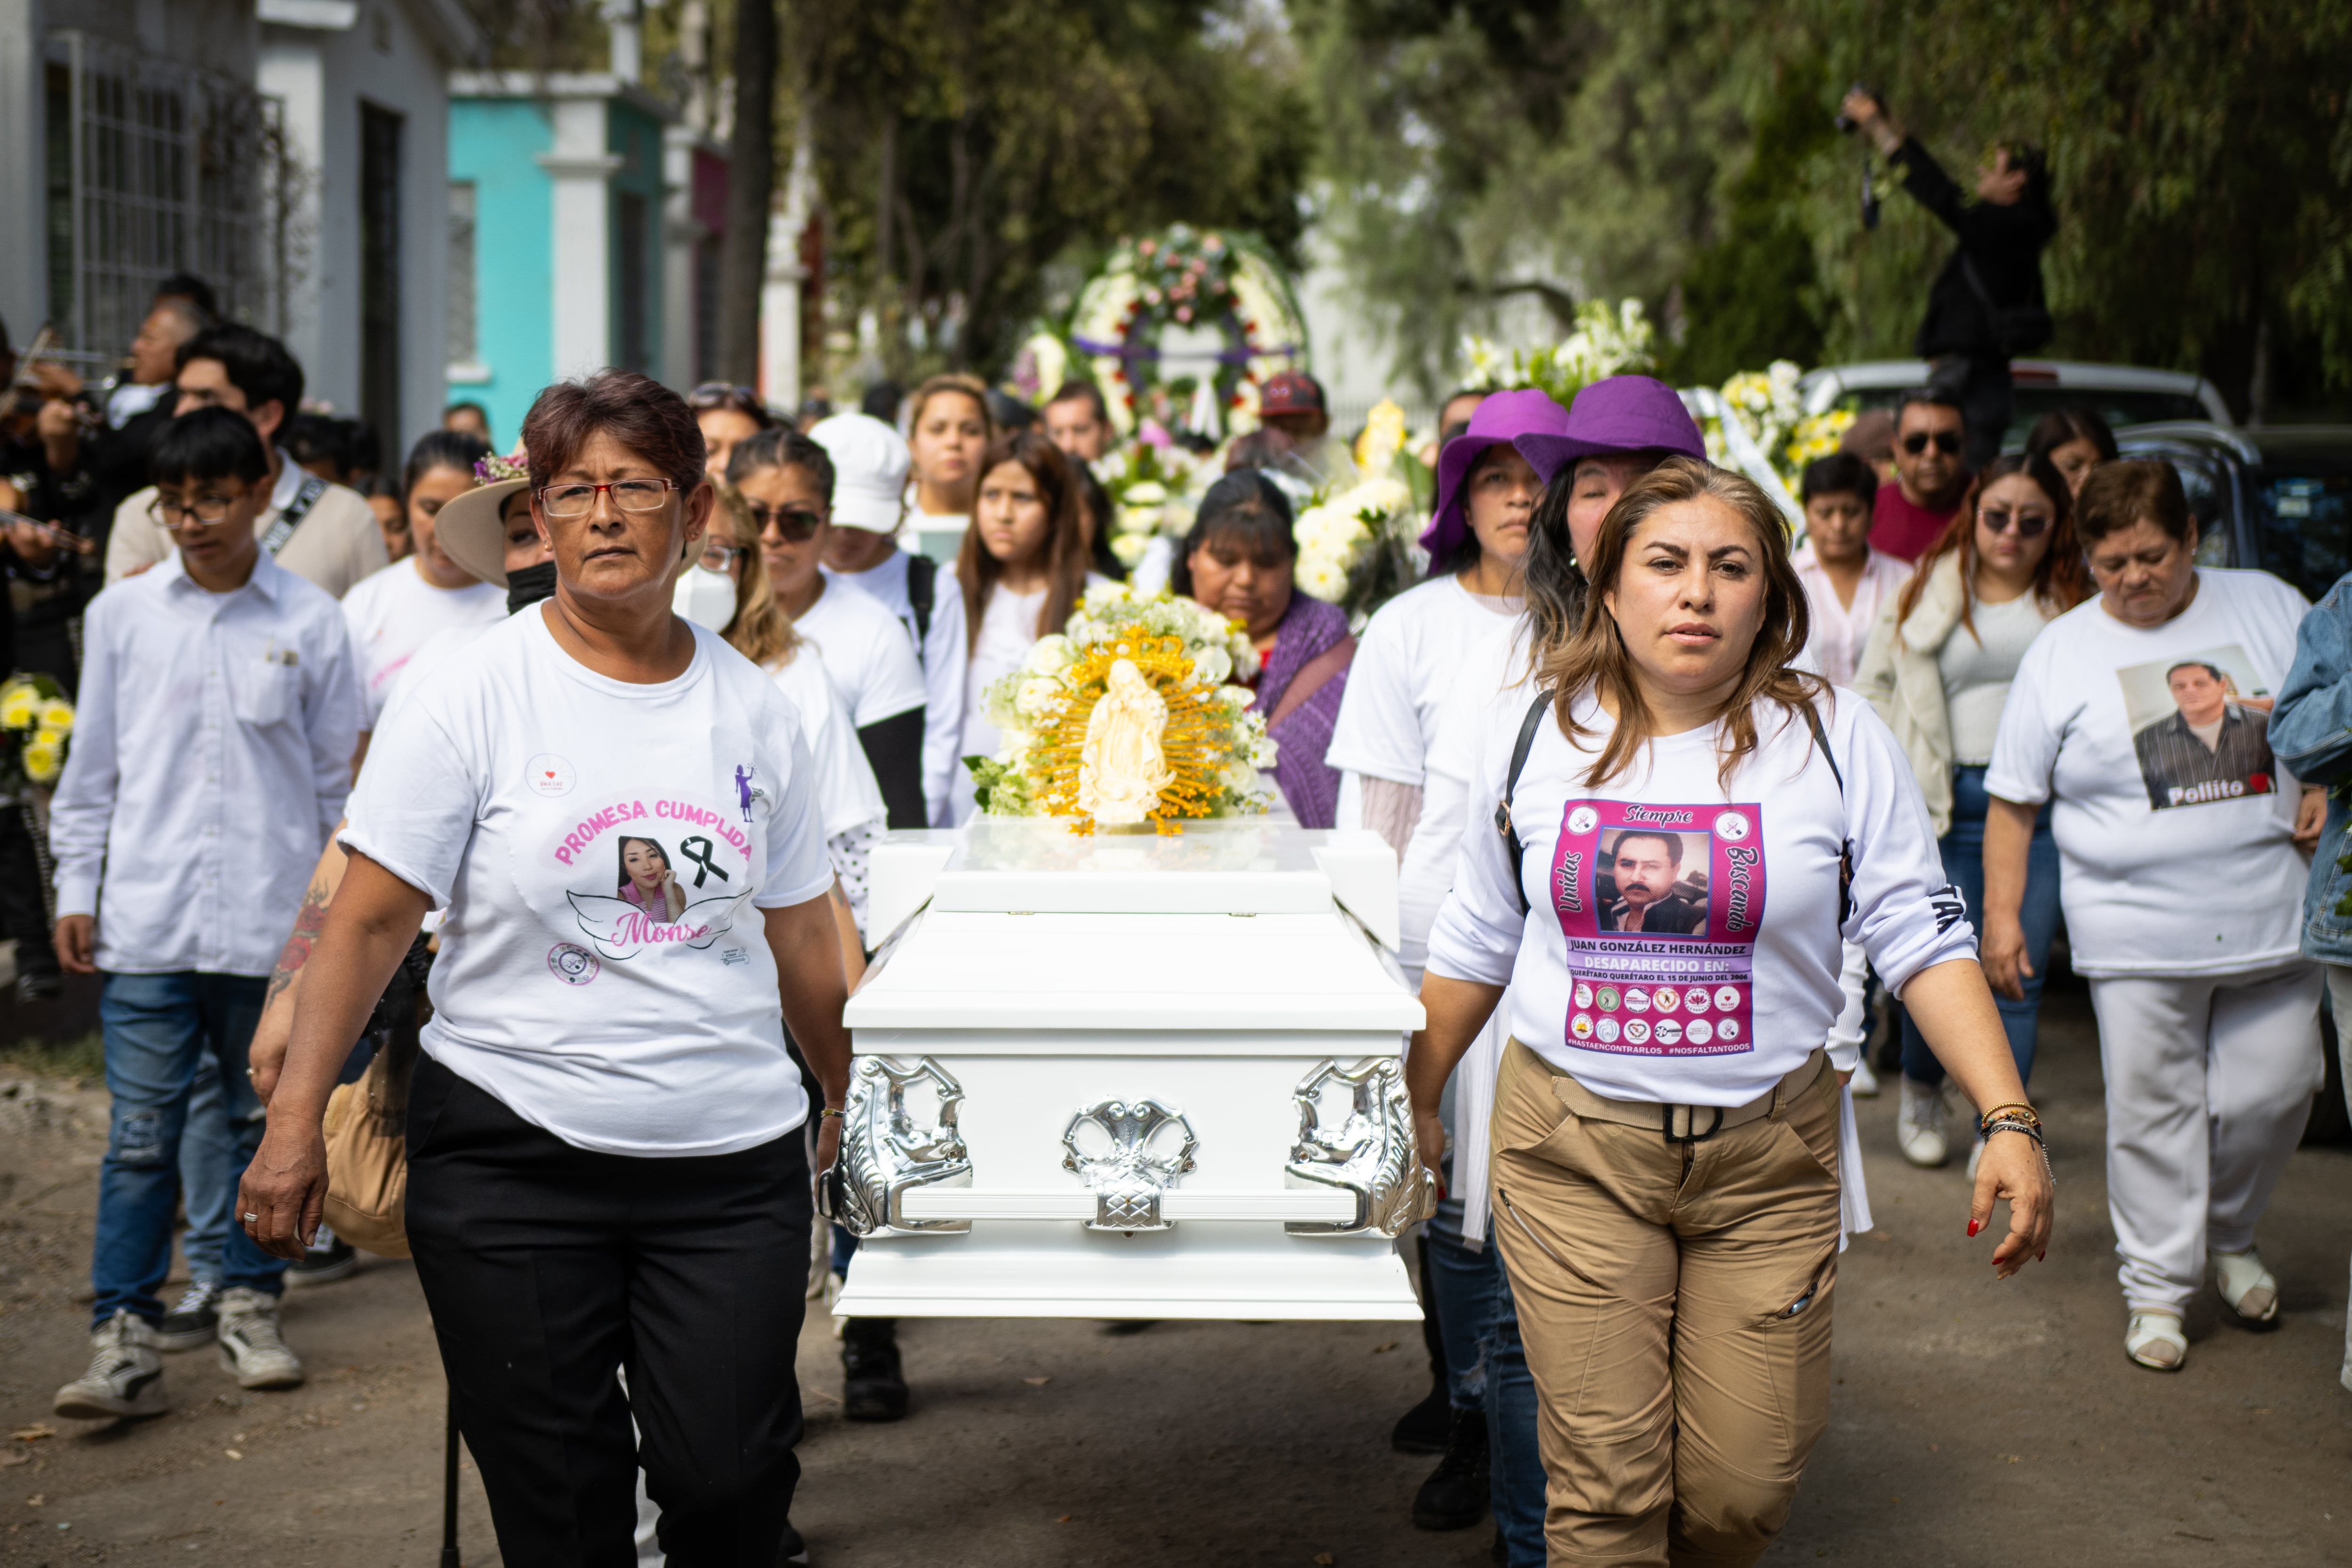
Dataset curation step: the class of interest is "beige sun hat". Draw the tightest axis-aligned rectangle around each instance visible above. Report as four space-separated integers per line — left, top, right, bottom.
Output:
434 449 532 586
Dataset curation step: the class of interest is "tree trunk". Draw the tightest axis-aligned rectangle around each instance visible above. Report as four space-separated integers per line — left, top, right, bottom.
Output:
718 0 778 389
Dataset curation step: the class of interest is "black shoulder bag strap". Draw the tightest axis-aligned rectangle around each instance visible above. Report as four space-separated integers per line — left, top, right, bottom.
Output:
905 552 937 651
259 474 327 559
1493 689 1555 917
1801 701 1857 926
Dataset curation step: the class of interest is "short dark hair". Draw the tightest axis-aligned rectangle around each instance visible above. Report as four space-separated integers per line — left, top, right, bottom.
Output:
1801 451 1879 506
402 428 492 507
149 295 214 337
1613 829 1684 866
1896 388 1962 424
2167 661 2225 686
860 380 906 422
178 324 303 419
987 389 1037 431
1438 388 1485 443
523 370 706 495
687 381 773 428
1997 140 2051 208
282 412 350 475
150 404 270 487
727 425 836 501
155 273 221 318
2026 406 2117 467
1171 469 1295 596
1046 378 1108 423
2076 458 2193 545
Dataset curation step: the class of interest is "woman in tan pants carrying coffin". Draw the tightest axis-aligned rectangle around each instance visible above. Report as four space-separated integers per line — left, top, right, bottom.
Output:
1408 459 2054 1567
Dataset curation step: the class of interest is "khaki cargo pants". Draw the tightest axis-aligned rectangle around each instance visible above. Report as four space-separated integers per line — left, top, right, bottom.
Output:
1487 1040 1842 1568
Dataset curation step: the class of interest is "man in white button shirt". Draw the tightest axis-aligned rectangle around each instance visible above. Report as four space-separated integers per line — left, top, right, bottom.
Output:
48 408 362 1423
103 325 388 599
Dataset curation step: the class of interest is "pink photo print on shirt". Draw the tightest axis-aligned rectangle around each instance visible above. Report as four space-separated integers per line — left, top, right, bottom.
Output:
1550 799 1764 1057
550 796 757 961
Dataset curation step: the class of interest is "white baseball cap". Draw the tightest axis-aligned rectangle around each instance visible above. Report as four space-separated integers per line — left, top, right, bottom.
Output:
809 412 910 534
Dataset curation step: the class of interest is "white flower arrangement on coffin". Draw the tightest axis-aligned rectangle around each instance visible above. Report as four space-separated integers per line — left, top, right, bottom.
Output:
965 583 1276 832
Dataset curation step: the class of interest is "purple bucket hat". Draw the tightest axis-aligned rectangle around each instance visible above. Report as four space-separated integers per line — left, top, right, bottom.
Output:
1515 375 1707 483
1420 388 1570 562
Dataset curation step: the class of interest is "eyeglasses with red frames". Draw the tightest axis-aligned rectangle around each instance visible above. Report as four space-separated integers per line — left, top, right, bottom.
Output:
537 478 677 518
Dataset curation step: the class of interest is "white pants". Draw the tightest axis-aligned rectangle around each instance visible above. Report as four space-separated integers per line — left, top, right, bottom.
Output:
2086 962 2323 1314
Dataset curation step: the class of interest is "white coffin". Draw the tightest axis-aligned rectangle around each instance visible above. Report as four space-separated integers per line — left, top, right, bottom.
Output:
830 819 1431 1321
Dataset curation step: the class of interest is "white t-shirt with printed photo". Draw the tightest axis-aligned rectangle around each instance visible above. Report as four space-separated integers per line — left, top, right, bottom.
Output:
790 575 928 729
342 558 507 729
1326 574 1529 789
1427 689 1971 1107
342 608 835 1157
1984 567 2312 975
766 645 887 934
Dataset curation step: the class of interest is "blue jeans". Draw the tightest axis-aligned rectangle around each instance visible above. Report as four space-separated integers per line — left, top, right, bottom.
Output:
1425 1198 1545 1567
94 972 284 1325
1901 765 2060 1088
178 1056 237 1288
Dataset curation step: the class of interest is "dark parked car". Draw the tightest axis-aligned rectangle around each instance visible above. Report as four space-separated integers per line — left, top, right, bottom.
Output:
2113 423 2352 605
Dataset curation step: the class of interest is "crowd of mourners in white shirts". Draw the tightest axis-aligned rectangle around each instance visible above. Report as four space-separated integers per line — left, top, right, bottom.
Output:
21 313 2352 1568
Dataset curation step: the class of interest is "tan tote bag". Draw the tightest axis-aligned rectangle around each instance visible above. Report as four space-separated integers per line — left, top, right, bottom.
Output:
322 1043 412 1258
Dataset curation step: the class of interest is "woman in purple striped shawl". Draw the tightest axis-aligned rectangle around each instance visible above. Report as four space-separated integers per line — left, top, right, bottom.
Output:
1172 470 1353 827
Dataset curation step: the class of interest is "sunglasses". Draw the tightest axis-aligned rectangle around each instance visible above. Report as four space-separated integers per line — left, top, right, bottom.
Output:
1979 506 2052 539
1902 430 1963 456
744 501 825 542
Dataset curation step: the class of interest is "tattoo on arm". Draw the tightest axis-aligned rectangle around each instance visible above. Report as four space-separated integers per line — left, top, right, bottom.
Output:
262 880 333 1006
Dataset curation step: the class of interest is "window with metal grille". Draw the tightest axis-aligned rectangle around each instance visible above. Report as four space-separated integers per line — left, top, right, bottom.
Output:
446 180 477 369
42 32 280 364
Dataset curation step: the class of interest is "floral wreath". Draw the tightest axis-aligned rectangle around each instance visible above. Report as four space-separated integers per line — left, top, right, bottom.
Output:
966 585 1276 834
1064 225 1310 440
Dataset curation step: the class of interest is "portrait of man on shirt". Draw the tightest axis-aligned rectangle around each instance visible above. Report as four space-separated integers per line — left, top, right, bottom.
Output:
2127 654 2280 810
1596 830 1710 936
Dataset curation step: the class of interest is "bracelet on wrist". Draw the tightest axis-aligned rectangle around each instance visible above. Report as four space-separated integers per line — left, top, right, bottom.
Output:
818 1105 845 1121
1978 1102 2039 1137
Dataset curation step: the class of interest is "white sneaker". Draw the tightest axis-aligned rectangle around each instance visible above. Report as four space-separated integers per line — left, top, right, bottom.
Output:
1896 1077 1948 1168
54 1309 167 1420
155 1281 222 1352
1849 1058 1881 1098
216 1288 305 1390
2211 1247 2280 1323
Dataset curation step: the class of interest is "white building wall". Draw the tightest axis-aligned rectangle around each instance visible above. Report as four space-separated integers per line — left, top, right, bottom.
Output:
260 0 468 462
540 97 620 382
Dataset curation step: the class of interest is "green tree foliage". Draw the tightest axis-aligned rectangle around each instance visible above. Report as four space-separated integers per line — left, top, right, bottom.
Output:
792 0 1315 379
1303 0 2352 414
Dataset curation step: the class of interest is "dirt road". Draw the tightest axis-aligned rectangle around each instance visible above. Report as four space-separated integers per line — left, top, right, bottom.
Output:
3 980 2349 1566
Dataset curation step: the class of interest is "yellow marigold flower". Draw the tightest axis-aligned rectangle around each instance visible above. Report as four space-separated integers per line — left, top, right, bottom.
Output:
23 741 60 783
0 693 36 730
38 700 73 734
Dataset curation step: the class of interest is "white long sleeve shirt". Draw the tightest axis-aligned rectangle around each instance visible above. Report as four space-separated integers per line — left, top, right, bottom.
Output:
51 551 362 975
823 551 968 826
1427 687 1972 1107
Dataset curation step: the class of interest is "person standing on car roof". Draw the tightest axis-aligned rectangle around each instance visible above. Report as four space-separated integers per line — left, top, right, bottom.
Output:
1840 90 2056 471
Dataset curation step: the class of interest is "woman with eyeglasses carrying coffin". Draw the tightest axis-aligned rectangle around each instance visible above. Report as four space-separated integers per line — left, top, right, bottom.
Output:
1855 451 2088 1171
1410 458 2052 1568
239 371 851 1565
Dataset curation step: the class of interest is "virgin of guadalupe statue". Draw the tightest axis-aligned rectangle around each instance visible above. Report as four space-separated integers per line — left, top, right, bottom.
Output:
1077 658 1175 824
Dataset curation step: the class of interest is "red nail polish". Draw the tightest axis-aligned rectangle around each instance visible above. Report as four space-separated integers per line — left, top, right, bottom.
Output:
1967 1220 1982 1237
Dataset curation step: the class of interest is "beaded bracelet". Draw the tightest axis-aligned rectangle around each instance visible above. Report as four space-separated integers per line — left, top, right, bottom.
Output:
1978 1102 2040 1137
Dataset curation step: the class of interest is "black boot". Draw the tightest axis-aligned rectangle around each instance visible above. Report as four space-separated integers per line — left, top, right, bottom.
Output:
841 1316 908 1423
1411 1407 1490 1531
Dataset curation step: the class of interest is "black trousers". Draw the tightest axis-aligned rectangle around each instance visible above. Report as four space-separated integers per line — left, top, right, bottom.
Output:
405 1054 813 1568
0 803 57 978
1929 353 2015 472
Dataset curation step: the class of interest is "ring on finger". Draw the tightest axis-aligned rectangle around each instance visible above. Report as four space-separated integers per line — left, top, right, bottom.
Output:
242 1211 260 1223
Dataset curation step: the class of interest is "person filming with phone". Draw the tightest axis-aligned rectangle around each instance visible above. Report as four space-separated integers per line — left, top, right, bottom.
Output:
1839 89 2056 472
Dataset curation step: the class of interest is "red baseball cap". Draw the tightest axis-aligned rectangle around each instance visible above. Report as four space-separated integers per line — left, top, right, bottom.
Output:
1257 371 1325 417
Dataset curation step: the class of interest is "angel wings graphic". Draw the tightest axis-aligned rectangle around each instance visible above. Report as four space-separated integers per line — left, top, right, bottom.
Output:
565 889 748 961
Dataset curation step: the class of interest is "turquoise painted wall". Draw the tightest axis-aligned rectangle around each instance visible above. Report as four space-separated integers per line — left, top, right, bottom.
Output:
608 101 667 378
448 99 554 448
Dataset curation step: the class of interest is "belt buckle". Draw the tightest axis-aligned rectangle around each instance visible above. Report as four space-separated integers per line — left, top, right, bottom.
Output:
1663 1103 1724 1144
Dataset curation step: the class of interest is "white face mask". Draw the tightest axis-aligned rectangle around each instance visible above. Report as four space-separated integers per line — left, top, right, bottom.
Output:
673 562 738 631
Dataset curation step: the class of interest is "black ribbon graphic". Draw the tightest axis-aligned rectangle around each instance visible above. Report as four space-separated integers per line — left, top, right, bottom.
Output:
680 835 731 889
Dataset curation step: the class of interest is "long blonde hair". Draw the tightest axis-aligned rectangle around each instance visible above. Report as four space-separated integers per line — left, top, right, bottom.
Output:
711 482 800 668
1534 457 1823 788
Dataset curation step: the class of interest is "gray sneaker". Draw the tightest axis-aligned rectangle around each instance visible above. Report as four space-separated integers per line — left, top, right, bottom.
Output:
155 1281 223 1352
215 1288 304 1390
54 1309 168 1420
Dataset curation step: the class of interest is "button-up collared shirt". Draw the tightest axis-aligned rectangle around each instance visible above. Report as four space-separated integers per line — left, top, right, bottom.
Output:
52 549 362 974
1792 543 1915 688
